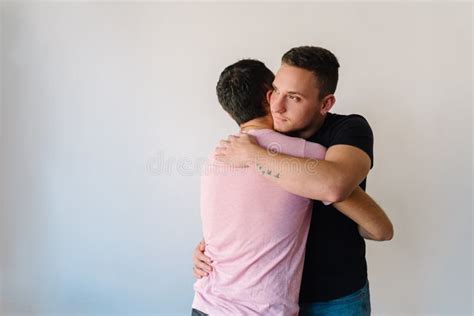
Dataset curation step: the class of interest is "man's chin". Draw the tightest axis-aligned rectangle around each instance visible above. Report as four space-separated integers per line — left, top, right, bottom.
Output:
274 122 290 133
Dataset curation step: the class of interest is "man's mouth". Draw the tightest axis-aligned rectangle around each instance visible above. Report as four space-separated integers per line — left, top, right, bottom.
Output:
274 116 288 122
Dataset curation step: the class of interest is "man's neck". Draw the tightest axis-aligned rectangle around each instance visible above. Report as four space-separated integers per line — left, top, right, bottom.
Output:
240 116 273 133
297 114 328 139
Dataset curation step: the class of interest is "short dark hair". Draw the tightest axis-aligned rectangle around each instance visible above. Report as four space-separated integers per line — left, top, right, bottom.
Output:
282 46 340 99
216 59 274 125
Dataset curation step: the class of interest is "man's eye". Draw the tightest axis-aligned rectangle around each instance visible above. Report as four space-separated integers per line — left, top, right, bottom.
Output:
288 95 300 102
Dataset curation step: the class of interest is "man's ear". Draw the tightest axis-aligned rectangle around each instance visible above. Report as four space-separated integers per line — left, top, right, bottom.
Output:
266 90 273 105
320 95 336 115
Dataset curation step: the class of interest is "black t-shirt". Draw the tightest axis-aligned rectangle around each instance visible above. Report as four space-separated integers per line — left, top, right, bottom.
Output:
299 112 374 303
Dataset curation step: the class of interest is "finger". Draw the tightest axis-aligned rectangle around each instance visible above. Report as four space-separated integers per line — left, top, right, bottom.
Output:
215 146 226 153
195 241 204 250
193 270 202 279
193 248 213 266
196 251 213 265
195 259 213 273
193 267 208 278
219 140 230 147
228 135 239 141
214 153 224 162
196 252 213 265
214 149 227 158
194 244 210 262
193 266 208 278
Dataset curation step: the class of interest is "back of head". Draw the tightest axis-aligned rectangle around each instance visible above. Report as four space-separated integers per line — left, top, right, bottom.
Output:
282 46 340 99
216 59 275 125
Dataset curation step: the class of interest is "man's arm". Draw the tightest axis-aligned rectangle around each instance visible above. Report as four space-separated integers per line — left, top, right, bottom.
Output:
192 239 212 278
332 186 394 241
215 134 370 203
191 185 394 281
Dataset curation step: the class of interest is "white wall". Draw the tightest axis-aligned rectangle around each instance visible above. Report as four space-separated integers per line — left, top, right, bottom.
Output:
0 2 471 316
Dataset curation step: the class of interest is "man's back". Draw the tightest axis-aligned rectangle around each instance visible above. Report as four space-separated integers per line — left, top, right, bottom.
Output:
193 129 326 316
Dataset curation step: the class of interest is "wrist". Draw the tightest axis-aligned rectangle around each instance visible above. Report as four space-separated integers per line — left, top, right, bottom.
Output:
248 145 266 166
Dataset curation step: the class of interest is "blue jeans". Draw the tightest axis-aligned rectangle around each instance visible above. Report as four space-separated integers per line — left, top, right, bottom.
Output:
299 281 371 316
191 308 207 316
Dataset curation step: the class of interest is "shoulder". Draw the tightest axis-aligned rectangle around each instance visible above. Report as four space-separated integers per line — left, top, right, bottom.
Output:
328 113 372 131
324 113 374 141
324 113 374 167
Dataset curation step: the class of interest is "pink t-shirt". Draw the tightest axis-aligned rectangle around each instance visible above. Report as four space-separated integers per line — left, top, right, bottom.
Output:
192 129 326 315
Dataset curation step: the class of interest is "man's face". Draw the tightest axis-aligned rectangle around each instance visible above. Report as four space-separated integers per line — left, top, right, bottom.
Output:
269 64 324 135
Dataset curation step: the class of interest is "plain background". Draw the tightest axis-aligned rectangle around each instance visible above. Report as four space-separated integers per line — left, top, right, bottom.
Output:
0 2 472 316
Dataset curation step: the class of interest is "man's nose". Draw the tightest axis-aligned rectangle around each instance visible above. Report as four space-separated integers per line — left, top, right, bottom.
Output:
271 95 286 114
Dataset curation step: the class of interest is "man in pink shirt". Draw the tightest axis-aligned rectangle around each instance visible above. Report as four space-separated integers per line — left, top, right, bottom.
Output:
192 59 392 316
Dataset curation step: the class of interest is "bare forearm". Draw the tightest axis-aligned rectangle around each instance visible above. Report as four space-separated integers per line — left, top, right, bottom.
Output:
253 147 393 240
333 187 394 241
357 225 377 240
251 148 344 202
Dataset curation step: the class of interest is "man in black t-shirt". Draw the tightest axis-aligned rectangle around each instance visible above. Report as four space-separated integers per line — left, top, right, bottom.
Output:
194 46 393 315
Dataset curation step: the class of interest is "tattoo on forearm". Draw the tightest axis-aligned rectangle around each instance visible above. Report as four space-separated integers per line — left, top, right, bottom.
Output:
256 163 281 179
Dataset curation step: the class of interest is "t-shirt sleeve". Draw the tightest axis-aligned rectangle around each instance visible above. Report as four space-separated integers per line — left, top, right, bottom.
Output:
303 141 327 160
330 115 374 168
